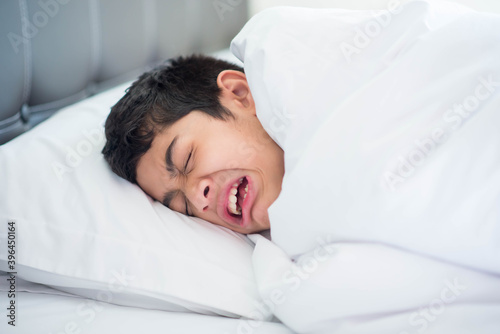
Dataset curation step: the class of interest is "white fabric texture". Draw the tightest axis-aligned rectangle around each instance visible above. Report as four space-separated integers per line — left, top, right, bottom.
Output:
231 2 500 272
232 1 500 333
249 234 500 333
0 80 268 319
0 272 293 334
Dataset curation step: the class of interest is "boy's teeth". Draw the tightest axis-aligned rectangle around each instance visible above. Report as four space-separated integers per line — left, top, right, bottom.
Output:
228 201 241 215
227 177 249 216
243 184 248 199
229 195 237 203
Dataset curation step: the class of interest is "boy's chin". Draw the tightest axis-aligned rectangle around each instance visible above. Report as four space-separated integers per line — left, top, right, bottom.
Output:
243 218 270 234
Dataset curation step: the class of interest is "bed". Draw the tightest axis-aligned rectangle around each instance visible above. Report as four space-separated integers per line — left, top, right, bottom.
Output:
2 1 500 333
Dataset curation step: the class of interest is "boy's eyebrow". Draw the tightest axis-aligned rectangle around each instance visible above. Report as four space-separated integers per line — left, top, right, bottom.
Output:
162 135 179 208
162 190 177 208
165 135 178 176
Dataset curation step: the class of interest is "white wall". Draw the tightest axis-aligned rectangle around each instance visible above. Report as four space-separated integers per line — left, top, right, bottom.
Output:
248 0 500 16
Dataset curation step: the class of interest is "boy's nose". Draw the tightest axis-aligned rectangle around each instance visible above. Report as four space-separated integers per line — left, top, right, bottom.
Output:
187 178 211 212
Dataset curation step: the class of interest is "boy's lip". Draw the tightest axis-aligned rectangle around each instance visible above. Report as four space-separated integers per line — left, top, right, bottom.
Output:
217 175 254 229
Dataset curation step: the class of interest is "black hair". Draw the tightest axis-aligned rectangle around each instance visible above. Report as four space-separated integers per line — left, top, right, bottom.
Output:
102 54 244 183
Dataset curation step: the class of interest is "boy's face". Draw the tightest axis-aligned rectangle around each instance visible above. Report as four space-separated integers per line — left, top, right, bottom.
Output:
135 70 285 234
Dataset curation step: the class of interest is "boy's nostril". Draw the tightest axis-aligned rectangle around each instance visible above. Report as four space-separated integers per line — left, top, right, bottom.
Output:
203 186 209 197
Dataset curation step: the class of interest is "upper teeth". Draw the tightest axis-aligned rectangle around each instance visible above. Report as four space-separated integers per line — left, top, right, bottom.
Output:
228 178 249 215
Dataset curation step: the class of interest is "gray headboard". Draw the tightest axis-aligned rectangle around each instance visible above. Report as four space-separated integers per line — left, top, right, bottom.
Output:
0 0 248 144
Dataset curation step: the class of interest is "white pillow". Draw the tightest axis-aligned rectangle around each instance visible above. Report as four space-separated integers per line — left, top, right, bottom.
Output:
0 80 269 319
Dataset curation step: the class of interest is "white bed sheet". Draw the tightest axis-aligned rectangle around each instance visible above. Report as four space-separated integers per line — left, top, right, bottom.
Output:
0 272 294 334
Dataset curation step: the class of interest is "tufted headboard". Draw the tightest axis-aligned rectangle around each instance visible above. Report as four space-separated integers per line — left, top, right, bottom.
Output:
0 0 248 144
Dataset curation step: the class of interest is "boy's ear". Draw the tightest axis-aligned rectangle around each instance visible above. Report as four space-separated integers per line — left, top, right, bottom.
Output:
217 70 254 109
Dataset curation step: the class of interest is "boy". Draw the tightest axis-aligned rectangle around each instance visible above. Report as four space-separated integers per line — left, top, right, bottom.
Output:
102 55 285 234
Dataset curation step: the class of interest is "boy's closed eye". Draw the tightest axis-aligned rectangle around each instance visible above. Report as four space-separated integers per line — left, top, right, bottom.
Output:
182 148 194 216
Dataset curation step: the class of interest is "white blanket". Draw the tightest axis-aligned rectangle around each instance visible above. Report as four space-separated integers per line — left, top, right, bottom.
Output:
231 1 500 333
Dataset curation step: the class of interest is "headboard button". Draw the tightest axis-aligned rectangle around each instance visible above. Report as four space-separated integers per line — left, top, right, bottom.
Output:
21 104 30 123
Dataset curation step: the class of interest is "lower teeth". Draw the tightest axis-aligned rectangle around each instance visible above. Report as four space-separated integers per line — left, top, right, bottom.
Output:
228 203 241 215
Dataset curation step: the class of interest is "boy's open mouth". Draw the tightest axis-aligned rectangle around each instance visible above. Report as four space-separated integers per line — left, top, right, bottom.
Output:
227 177 249 217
